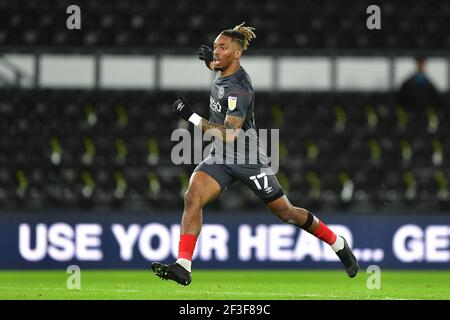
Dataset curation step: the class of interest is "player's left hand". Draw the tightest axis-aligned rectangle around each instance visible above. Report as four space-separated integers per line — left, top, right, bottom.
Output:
198 45 213 70
172 94 194 122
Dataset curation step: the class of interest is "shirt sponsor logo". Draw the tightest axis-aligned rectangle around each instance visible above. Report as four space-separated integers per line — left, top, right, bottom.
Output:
210 97 222 113
218 86 225 99
228 96 237 111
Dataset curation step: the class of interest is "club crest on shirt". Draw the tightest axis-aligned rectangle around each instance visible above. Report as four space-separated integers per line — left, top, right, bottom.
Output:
218 86 225 99
228 96 237 110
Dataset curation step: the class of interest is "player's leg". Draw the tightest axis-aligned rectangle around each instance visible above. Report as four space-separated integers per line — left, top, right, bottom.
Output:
266 195 358 278
152 158 236 285
266 194 320 234
177 170 222 264
231 164 358 278
181 170 222 235
152 171 221 285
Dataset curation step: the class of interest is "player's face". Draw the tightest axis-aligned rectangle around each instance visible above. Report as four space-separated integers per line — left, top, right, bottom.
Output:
213 35 241 71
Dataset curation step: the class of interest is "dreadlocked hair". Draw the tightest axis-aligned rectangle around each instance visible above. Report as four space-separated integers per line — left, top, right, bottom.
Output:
221 22 256 51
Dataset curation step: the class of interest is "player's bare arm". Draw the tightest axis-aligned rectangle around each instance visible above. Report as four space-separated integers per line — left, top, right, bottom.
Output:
200 115 244 142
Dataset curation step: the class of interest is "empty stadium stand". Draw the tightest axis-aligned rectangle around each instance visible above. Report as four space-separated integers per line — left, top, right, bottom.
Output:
1 89 448 213
0 0 449 50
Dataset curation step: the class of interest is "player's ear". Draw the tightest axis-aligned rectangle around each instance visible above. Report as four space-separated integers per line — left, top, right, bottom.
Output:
234 49 242 59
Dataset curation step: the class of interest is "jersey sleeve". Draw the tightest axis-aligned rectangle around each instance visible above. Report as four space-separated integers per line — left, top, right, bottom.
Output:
225 89 252 118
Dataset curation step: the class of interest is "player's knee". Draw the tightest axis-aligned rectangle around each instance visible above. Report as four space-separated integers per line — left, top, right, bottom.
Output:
184 189 202 210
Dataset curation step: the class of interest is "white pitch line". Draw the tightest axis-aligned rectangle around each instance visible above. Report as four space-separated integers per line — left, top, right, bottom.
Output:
175 290 320 298
0 286 411 300
0 287 141 293
175 290 413 300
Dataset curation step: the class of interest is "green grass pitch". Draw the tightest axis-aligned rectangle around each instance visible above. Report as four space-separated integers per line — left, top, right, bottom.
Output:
0 270 449 300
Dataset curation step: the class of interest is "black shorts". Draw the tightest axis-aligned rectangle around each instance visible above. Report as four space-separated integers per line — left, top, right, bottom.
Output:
193 154 284 204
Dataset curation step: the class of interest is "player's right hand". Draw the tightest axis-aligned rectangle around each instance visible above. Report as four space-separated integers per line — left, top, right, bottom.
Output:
171 94 194 122
198 45 213 70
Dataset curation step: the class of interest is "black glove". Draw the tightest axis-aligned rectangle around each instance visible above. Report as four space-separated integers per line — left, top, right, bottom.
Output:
172 94 194 122
198 45 213 70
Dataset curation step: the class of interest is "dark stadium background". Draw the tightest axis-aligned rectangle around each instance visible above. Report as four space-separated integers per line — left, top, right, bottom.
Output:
1 0 449 272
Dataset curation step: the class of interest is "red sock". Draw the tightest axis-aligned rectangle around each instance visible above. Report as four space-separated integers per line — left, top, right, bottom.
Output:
178 234 197 260
313 221 337 245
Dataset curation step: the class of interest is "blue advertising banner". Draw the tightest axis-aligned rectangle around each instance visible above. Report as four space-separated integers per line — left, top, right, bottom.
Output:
0 211 449 270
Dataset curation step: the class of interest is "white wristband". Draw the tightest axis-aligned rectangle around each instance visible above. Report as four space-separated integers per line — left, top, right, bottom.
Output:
188 113 203 126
